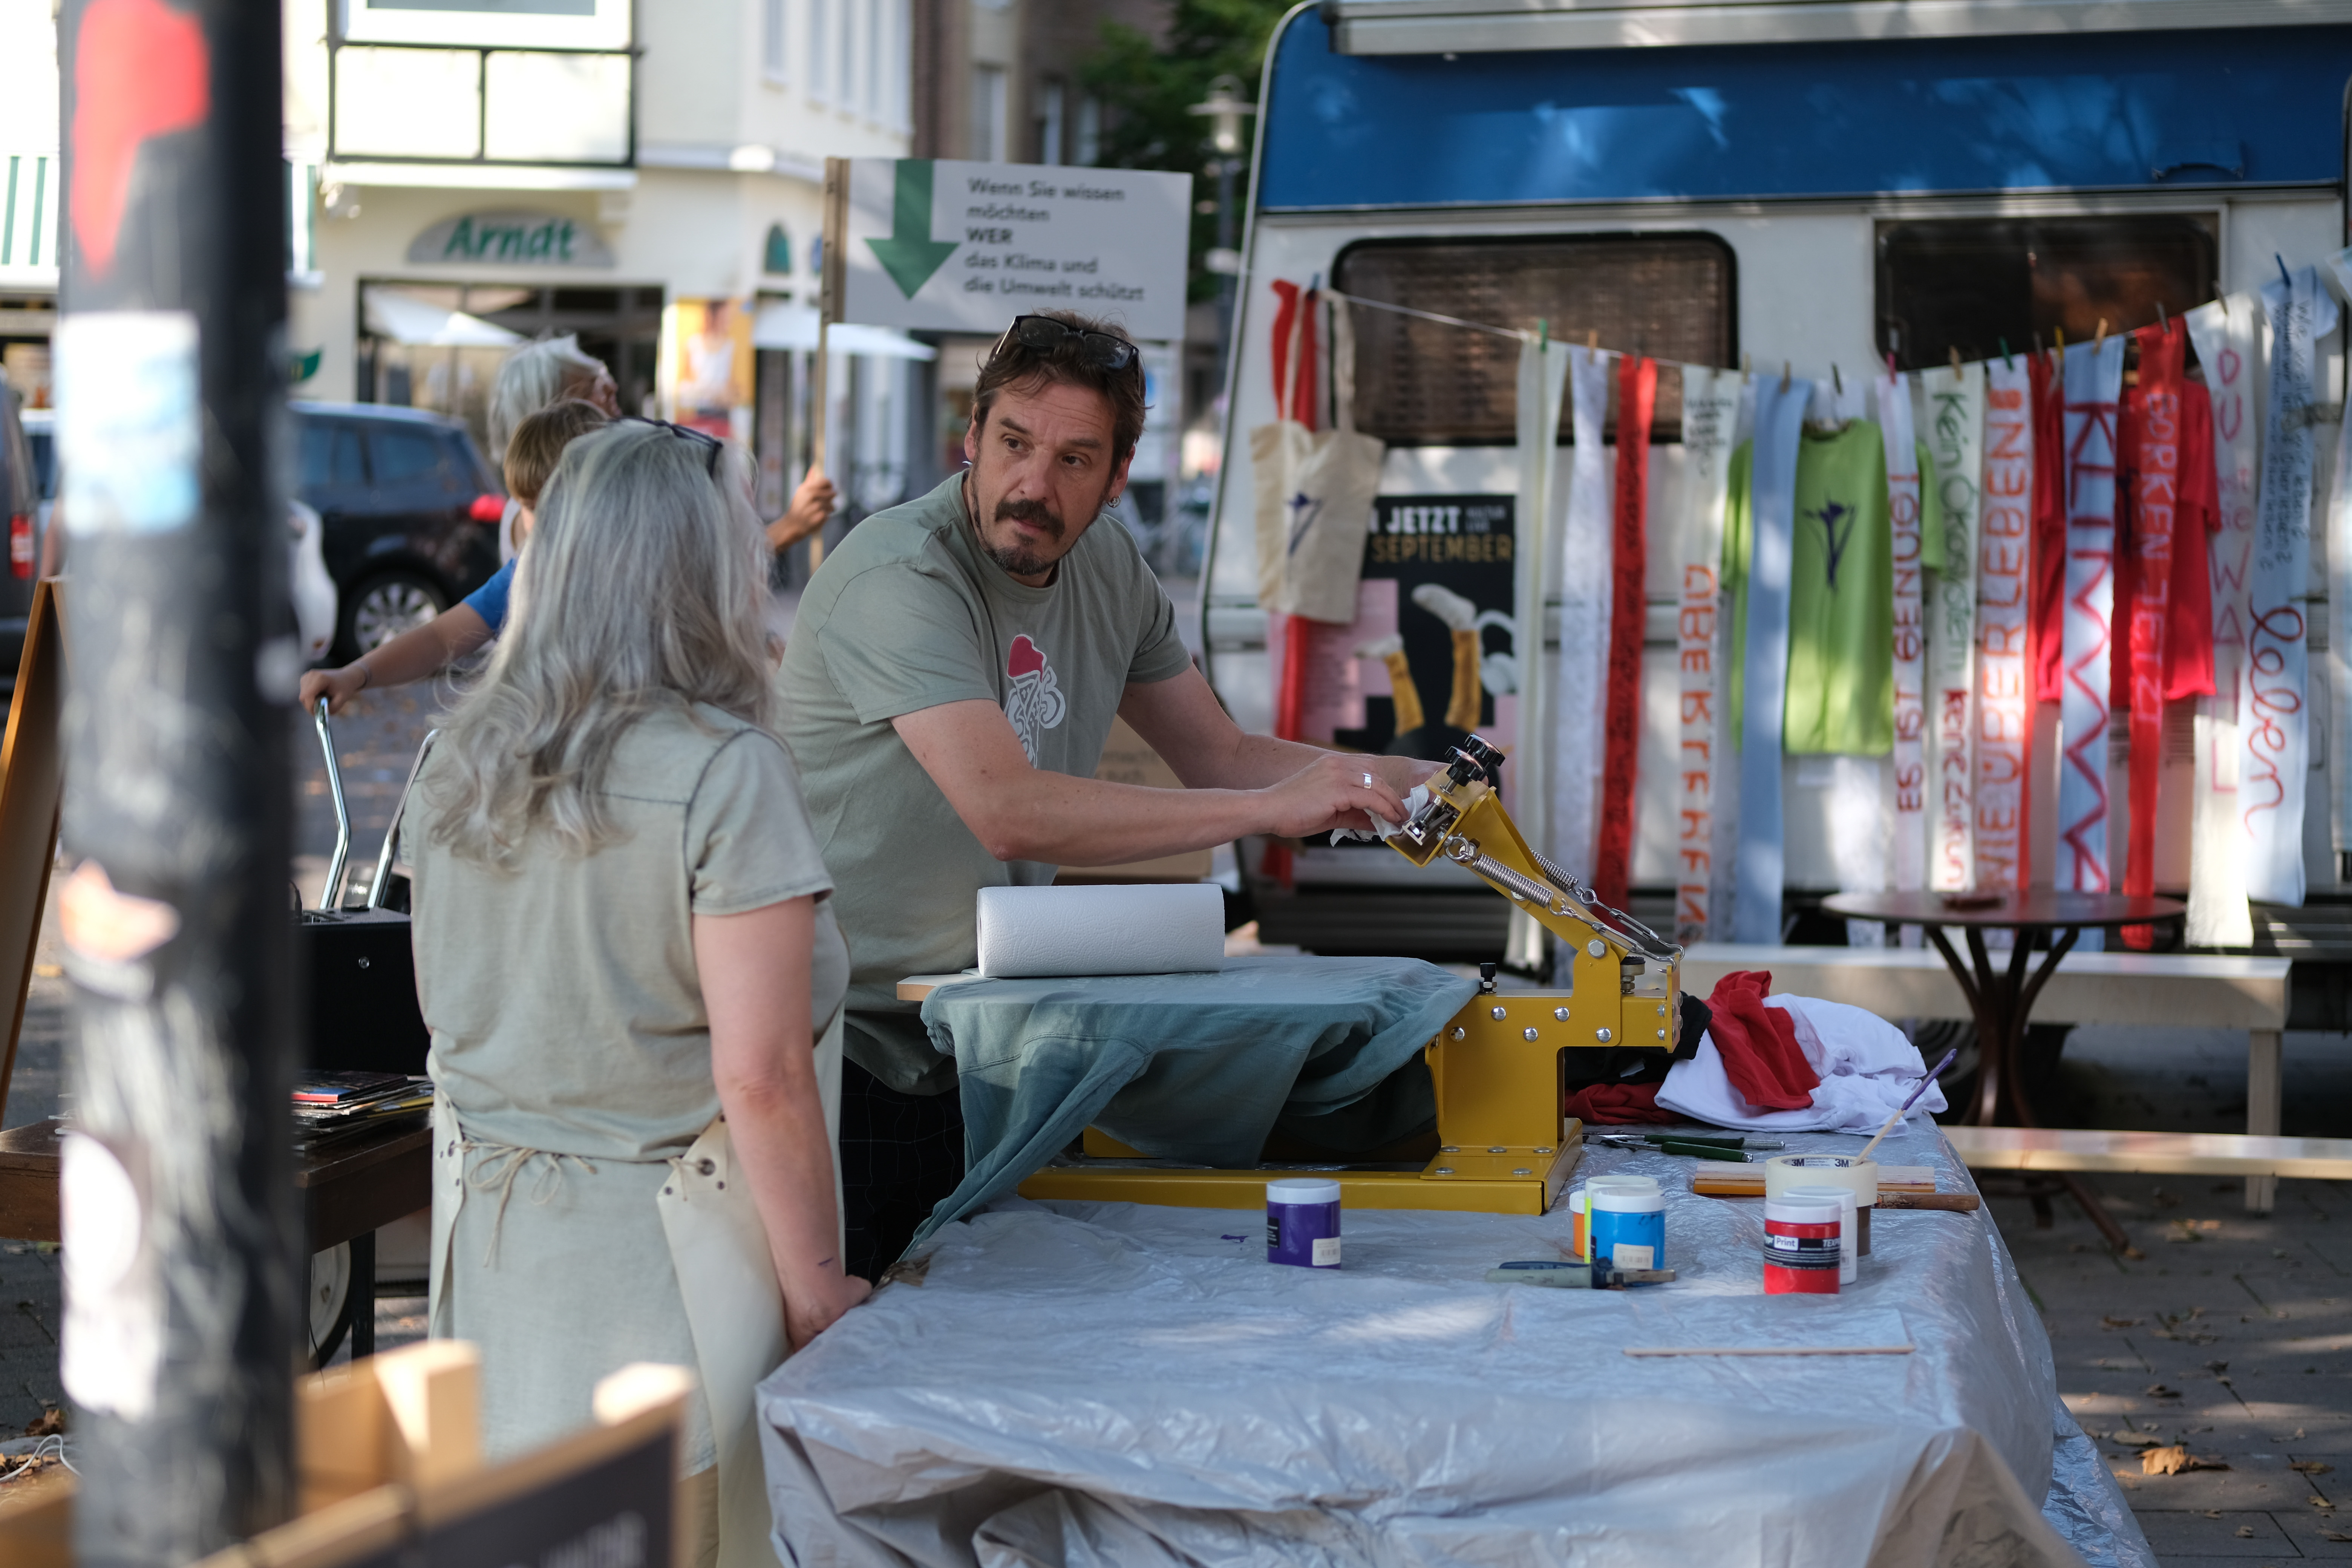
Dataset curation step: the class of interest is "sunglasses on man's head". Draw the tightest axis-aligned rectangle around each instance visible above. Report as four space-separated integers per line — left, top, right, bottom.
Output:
989 315 1140 373
616 415 725 479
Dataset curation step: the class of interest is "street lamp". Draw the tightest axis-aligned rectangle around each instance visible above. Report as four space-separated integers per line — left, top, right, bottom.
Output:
1188 74 1257 406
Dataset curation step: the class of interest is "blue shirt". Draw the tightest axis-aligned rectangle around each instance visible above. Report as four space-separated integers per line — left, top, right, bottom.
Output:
462 559 514 635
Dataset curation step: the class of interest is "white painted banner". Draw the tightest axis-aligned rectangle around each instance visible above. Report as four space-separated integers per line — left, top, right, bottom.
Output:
1878 371 1928 892
1552 346 1614 882
2056 336 2127 893
840 159 1191 340
2182 295 2260 945
2242 266 2339 906
1922 364 1983 890
1974 358 2034 892
1674 366 1744 942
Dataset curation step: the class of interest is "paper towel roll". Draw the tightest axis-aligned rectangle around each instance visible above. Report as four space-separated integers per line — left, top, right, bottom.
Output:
975 884 1227 979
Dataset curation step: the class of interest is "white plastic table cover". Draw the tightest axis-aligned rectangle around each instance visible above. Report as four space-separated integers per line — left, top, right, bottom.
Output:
756 1127 2154 1568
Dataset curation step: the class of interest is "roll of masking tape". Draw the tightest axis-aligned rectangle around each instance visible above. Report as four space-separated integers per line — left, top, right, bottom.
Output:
1764 1155 1879 1256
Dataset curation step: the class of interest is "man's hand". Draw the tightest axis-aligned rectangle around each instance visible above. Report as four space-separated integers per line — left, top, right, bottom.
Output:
298 662 368 716
1365 753 1444 800
767 467 839 552
1258 751 1411 840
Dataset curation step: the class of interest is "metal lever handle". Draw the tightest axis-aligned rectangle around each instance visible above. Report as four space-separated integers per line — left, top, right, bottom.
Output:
365 730 439 910
312 698 353 913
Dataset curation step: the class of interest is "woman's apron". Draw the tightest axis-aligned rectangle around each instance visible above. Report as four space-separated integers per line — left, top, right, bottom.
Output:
429 1011 845 1568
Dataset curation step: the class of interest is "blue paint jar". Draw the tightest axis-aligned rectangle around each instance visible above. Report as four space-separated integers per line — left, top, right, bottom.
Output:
1266 1178 1342 1268
1589 1187 1666 1270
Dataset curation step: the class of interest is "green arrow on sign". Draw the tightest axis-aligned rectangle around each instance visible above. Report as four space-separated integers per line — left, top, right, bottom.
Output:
865 160 959 299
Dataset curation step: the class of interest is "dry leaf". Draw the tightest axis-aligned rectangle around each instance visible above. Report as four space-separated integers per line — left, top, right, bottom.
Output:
2319 1529 2352 1542
2102 1315 2144 1328
22 1406 62 1438
2236 1525 2257 1537
2293 1461 2335 1475
2142 1446 2230 1476
2202 1510 2223 1519
2147 1384 2183 1398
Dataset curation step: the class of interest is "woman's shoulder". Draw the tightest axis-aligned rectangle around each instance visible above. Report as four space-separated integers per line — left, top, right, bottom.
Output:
606 704 791 803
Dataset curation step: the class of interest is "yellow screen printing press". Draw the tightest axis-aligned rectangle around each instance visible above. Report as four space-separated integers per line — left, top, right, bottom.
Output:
907 737 1686 1216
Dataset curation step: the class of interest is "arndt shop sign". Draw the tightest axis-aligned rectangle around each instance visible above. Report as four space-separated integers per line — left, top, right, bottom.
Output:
407 210 614 268
838 159 1190 341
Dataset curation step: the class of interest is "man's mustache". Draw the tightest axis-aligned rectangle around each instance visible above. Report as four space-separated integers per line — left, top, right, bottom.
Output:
994 496 1064 537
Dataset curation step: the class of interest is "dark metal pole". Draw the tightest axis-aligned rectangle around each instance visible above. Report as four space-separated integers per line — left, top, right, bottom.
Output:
55 1 299 1563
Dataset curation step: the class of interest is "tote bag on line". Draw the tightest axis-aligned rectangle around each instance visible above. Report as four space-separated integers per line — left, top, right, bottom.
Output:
1251 292 1386 626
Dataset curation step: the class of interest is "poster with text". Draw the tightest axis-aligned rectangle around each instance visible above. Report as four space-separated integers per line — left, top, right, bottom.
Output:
840 159 1191 341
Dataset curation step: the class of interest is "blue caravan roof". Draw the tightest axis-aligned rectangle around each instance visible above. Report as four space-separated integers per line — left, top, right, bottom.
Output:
1259 11 2352 208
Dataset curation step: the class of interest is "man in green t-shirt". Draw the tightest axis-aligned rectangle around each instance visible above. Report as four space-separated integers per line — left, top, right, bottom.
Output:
779 311 1429 1277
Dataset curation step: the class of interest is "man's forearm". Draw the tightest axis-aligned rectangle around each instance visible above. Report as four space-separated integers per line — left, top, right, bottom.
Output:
963 772 1275 866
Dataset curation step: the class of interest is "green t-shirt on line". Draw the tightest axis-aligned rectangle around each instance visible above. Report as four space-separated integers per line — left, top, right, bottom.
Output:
778 473 1194 1095
1723 421 1944 757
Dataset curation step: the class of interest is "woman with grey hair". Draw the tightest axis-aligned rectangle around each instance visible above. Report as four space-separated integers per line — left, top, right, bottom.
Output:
406 420 865 1566
486 336 619 562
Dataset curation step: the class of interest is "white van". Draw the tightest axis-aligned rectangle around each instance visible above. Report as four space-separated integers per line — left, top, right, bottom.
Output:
1202 0 2352 973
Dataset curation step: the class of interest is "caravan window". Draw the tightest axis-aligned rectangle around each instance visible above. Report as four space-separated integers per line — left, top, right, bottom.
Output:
1332 234 1736 446
1877 217 2219 369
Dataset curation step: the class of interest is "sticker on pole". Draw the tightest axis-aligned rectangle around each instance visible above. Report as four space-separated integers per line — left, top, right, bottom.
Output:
840 159 1191 341
56 310 202 536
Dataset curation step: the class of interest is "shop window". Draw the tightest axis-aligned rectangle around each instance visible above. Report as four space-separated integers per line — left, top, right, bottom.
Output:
1876 216 2219 369
1332 233 1736 446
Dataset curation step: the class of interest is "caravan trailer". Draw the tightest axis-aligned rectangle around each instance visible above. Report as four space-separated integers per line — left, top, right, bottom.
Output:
1203 0 2352 1009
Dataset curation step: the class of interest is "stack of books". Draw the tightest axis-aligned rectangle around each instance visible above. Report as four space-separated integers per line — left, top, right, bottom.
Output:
292 1070 432 1150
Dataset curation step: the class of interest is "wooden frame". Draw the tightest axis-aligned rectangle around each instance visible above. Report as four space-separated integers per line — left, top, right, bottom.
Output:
0 578 64 1118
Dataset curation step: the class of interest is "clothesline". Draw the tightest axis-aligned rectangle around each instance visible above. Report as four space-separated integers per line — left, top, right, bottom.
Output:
1308 243 2343 381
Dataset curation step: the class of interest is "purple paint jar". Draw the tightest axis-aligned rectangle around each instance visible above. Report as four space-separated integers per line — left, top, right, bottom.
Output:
1266 1178 1342 1268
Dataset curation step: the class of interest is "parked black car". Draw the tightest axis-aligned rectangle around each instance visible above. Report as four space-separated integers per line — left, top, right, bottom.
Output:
0 371 42 690
292 402 504 660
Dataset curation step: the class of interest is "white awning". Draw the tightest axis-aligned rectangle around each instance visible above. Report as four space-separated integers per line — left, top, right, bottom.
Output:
752 303 937 360
362 285 525 347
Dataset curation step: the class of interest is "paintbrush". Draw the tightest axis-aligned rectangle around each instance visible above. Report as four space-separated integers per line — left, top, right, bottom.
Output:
1855 1046 1958 1161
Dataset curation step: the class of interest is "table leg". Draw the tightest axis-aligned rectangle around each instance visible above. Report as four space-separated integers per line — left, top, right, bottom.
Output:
2247 1029 2283 1214
349 1229 376 1360
1925 928 1994 1125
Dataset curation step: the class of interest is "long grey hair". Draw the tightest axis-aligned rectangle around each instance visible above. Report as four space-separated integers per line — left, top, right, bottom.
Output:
424 422 775 866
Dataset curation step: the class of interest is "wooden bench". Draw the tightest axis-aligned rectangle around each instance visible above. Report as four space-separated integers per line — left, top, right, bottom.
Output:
1943 1125 2352 1182
1681 943 2294 1211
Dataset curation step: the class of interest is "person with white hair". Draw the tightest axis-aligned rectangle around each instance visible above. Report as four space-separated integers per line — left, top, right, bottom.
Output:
404 419 865 1564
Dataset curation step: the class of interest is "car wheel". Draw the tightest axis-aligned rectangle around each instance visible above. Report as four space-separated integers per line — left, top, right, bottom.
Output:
341 571 446 658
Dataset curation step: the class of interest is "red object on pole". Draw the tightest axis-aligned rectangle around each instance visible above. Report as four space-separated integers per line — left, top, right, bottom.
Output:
1592 354 1654 910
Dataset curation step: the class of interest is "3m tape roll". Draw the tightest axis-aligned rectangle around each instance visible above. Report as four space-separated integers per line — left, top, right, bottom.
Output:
975 883 1227 979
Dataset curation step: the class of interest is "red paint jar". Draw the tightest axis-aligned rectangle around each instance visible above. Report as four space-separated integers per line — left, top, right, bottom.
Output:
1763 1195 1842 1295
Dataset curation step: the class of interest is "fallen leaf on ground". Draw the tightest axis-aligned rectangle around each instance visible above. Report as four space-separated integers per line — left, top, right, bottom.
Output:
2294 1462 2335 1475
2205 1361 2230 1374
2236 1525 2257 1537
2142 1446 2230 1476
23 1407 62 1438
2102 1315 2144 1328
2321 1529 2352 1542
2147 1385 2183 1398
2203 1510 2223 1519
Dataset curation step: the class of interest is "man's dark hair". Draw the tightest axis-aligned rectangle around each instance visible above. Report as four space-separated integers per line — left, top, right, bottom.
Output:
971 310 1147 459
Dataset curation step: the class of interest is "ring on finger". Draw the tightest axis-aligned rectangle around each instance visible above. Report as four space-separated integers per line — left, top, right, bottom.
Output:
1361 772 1376 789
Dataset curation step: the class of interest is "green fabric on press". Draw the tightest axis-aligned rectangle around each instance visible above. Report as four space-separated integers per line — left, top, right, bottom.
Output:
1723 422 1945 756
907 956 1478 1251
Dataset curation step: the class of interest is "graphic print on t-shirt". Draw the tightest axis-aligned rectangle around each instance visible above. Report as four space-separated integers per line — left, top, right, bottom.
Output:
1004 634 1067 764
1807 497 1858 589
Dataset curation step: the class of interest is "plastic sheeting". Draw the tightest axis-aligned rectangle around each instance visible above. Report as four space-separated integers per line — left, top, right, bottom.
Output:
758 1128 2155 1567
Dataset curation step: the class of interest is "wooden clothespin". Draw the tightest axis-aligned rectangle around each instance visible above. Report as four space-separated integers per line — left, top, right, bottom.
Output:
2094 317 2108 351
1781 360 1792 392
1741 352 1752 377
2157 300 2171 335
1831 363 1844 397
1949 346 1963 376
1587 329 1598 353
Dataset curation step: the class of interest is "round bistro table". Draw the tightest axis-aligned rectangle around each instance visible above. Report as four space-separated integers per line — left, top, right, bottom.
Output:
1820 889 2188 1254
